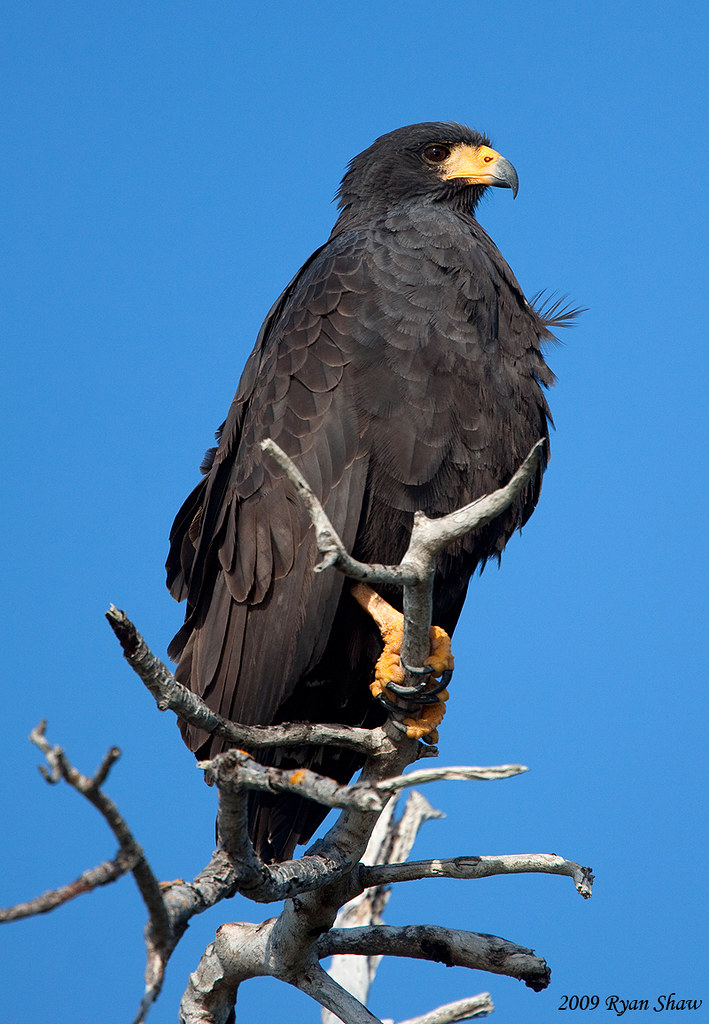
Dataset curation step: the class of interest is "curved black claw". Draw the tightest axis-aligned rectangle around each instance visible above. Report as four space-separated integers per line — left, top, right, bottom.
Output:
401 661 435 676
387 679 431 698
388 717 409 735
436 667 454 690
386 668 453 702
387 687 445 705
386 717 439 748
387 661 433 699
375 692 408 715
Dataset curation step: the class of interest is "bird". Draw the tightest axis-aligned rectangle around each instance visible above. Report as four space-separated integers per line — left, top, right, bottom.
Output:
166 121 572 861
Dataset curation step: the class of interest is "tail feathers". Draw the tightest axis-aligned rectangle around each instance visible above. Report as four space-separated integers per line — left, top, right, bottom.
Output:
248 790 326 863
242 742 368 862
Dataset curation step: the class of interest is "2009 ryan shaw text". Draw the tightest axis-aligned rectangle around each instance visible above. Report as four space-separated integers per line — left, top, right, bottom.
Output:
558 994 702 1014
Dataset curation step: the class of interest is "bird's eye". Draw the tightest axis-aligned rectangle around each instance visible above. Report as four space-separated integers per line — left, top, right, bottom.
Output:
422 144 451 164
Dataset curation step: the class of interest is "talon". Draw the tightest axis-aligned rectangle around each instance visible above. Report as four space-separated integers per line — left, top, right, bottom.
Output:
387 677 431 697
352 582 454 741
389 718 410 736
374 691 408 715
387 685 446 704
388 671 452 701
400 661 435 677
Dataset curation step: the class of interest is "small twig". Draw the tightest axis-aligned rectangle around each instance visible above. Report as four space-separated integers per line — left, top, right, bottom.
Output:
0 849 139 922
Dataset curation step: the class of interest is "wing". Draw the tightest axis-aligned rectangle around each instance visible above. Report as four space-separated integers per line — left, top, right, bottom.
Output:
166 234 374 754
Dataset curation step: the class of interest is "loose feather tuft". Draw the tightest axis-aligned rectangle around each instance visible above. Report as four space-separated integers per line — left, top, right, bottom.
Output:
531 290 586 332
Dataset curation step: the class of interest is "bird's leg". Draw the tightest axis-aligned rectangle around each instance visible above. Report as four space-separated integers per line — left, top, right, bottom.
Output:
350 582 454 743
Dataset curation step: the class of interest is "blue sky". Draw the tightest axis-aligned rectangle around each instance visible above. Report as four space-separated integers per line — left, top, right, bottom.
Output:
1 2 707 1022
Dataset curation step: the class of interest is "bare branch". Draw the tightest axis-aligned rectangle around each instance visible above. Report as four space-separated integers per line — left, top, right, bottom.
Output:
260 437 544 587
0 849 139 922
260 435 544 700
391 992 494 1024
203 749 386 814
324 792 444 1024
178 869 549 1020
298 963 383 1024
161 848 239 929
361 852 594 899
106 606 389 757
375 764 528 791
46 438 584 1022
317 924 550 991
27 721 176 1021
28 722 171 946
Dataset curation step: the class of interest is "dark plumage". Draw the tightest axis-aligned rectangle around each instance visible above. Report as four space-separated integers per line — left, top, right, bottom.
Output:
167 122 566 860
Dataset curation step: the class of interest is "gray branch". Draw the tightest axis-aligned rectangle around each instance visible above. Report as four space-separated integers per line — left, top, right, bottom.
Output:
260 438 545 589
27 721 171 948
0 848 139 922
375 764 528 791
362 853 594 900
261 437 544 672
106 606 389 757
317 925 550 991
203 749 387 814
323 792 444 1024
182 914 546 1024
388 993 494 1024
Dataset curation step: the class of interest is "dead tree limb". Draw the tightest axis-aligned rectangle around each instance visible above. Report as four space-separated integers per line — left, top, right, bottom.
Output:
261 436 545 672
318 925 550 989
5 438 592 1024
363 853 594 899
384 993 495 1024
173 440 581 1022
323 792 445 1024
27 721 171 949
106 606 388 758
0 848 139 923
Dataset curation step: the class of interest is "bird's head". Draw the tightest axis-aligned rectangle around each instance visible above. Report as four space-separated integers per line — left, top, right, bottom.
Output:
335 122 518 225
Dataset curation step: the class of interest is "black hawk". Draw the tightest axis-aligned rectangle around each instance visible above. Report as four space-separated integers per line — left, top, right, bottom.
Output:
167 122 566 860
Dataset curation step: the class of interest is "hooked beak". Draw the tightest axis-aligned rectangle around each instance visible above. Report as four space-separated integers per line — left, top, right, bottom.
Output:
443 144 519 198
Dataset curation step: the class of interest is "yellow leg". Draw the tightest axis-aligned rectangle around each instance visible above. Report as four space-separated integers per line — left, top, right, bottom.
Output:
351 582 454 741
